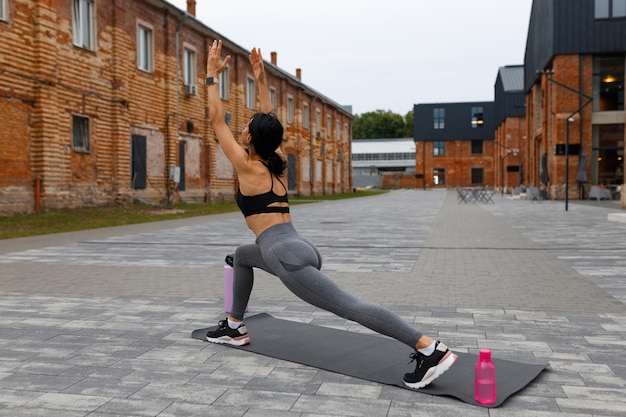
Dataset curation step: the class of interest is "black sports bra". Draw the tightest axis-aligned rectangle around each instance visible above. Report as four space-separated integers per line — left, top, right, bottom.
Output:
236 163 290 218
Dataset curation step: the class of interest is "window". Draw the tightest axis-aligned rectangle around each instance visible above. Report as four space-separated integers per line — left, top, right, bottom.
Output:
433 108 445 129
183 47 196 86
246 77 255 109
471 140 483 155
303 104 309 129
593 54 625 111
433 140 445 156
287 96 294 124
219 66 229 100
471 167 484 185
316 109 321 136
137 23 153 72
1 0 8 22
352 152 416 162
344 123 349 142
72 0 95 50
72 115 90 153
269 87 277 111
596 0 610 17
336 120 341 142
595 0 626 18
326 115 331 138
471 106 484 128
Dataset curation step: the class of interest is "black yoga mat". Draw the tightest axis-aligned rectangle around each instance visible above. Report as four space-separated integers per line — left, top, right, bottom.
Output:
192 313 548 407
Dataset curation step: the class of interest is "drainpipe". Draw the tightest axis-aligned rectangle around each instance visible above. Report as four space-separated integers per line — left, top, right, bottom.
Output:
175 13 190 104
422 140 426 189
34 178 41 212
296 69 316 195
169 11 189 203
309 95 317 195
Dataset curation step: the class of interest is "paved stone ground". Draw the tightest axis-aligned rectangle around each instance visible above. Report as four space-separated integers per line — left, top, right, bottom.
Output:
0 190 625 416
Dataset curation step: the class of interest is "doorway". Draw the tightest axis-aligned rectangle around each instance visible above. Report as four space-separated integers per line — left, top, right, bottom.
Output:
592 124 624 187
131 134 147 189
433 167 446 187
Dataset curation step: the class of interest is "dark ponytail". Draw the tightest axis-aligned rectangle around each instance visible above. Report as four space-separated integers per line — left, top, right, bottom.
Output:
267 152 287 176
249 112 286 176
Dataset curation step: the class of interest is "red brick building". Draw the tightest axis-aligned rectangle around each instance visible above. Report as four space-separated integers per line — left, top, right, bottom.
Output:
494 65 526 194
414 1 624 211
413 102 497 189
0 0 353 214
523 0 625 207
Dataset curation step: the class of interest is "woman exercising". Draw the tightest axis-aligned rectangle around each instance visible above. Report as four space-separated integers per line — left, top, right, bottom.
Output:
204 40 456 389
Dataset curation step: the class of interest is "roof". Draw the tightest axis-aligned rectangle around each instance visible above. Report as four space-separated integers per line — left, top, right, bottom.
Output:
498 66 524 92
351 138 415 154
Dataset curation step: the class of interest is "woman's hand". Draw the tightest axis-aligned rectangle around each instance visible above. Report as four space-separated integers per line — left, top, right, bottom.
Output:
207 40 230 77
249 47 272 112
249 47 266 82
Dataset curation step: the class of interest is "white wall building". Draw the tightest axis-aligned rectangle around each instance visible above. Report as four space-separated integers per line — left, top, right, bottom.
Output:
351 138 416 188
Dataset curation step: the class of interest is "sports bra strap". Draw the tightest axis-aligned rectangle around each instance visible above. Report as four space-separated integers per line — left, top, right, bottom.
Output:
236 162 289 217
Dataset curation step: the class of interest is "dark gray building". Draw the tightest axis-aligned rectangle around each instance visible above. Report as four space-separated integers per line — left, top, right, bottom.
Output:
413 102 496 142
525 0 626 91
495 65 526 128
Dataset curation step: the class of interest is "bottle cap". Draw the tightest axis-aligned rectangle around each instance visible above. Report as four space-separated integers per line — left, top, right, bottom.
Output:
479 349 491 360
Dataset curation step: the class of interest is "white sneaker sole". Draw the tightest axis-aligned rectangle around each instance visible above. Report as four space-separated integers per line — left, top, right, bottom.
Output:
206 335 250 346
404 352 458 389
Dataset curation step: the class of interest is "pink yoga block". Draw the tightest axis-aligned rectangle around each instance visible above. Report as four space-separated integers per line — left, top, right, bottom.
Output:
224 265 247 313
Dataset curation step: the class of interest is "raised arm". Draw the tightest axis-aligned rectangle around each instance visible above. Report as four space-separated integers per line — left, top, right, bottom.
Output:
249 47 273 113
206 40 248 169
249 47 285 157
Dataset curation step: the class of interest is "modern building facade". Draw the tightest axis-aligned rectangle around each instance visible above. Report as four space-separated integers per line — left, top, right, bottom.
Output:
0 0 353 214
413 102 497 188
524 0 625 204
351 138 416 189
413 0 624 209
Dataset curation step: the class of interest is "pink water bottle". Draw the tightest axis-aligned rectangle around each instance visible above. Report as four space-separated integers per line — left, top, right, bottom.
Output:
223 264 235 313
223 258 247 313
474 349 496 404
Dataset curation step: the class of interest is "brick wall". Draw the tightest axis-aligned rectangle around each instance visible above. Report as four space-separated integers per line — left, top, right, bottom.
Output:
494 116 525 193
381 173 420 189
0 0 353 214
415 139 495 188
0 99 32 212
526 54 596 200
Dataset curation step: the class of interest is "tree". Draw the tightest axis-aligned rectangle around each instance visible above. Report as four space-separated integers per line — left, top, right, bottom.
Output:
403 110 414 138
352 110 408 139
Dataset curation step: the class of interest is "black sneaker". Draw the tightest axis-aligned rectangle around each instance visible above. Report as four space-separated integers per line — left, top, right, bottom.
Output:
403 341 457 389
206 319 250 346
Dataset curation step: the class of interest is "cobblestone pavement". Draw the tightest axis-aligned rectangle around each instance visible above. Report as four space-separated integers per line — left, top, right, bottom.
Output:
0 190 625 416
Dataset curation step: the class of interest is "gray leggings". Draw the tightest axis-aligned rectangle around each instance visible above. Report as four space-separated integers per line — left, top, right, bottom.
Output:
230 222 423 349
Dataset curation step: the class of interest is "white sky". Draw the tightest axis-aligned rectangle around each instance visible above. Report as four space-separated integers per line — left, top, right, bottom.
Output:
168 0 533 116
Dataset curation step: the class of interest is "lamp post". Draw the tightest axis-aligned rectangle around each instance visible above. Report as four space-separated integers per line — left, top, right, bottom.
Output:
501 154 505 197
542 71 593 211
565 116 574 210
